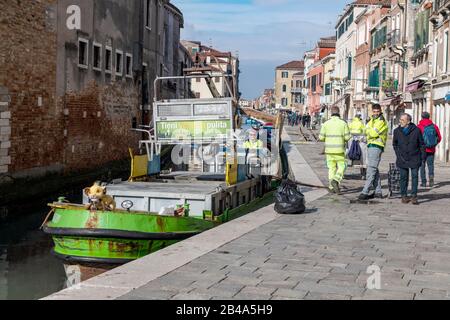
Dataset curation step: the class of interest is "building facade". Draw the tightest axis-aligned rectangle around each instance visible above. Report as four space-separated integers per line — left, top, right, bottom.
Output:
429 0 450 162
274 61 305 109
307 37 336 116
0 0 184 179
181 42 240 101
334 0 393 120
321 53 336 120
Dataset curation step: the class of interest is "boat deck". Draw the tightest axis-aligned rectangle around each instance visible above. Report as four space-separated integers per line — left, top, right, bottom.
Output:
107 180 225 199
84 174 262 217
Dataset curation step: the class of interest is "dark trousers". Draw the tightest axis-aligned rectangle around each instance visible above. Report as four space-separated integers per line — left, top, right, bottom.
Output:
420 153 435 184
400 167 419 197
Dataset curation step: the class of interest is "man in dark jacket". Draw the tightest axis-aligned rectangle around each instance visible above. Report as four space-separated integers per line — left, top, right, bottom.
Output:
393 113 427 205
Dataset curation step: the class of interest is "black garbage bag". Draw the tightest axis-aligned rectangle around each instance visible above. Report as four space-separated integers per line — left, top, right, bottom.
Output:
274 179 306 214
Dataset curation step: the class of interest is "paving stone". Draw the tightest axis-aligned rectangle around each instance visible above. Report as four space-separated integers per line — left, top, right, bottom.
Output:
353 290 415 300
272 288 308 299
295 282 365 296
220 276 262 287
257 280 299 290
232 293 272 300
171 293 214 300
304 292 352 300
119 289 177 300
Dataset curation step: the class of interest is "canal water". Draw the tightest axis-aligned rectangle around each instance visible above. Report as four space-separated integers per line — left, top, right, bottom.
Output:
0 191 86 300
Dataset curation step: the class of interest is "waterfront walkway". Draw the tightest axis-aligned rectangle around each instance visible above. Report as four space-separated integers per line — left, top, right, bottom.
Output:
46 126 450 300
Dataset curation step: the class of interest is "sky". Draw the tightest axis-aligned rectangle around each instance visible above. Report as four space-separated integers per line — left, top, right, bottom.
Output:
172 0 351 99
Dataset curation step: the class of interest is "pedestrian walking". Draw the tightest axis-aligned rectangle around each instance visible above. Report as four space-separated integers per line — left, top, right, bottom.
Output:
306 114 312 129
417 112 442 188
319 106 351 194
358 104 388 200
348 115 366 136
348 114 368 178
393 113 426 205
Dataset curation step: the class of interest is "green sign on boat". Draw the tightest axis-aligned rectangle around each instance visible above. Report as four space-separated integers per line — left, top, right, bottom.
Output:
156 120 231 141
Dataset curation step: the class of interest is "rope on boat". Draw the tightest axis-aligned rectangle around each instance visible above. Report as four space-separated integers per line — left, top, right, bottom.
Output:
40 208 55 230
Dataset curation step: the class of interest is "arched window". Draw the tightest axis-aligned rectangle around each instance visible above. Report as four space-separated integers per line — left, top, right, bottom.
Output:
282 85 287 92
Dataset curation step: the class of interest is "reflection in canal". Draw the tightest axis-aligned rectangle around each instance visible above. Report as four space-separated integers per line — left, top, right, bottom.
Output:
0 206 67 300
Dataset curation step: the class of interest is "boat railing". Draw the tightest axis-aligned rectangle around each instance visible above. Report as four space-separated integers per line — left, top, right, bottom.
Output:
131 127 161 162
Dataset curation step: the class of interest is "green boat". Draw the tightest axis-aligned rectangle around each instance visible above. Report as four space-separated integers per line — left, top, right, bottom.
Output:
43 203 219 264
43 74 286 268
43 189 276 265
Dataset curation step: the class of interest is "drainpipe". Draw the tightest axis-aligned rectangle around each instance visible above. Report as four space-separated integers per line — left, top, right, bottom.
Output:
139 0 146 137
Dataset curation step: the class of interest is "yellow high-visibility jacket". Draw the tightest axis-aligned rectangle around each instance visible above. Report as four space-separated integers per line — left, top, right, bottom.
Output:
366 116 388 148
319 116 351 154
244 140 263 150
349 118 366 135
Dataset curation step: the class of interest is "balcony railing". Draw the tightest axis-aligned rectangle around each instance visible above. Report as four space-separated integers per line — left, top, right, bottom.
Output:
434 0 450 12
387 29 402 47
291 87 303 94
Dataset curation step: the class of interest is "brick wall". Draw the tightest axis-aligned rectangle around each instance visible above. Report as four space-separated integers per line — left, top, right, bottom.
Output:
63 82 140 170
0 1 142 179
0 0 63 175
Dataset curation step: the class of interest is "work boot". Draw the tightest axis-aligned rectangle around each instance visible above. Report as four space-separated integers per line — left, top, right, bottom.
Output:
331 180 340 195
410 197 419 205
402 197 410 204
429 177 434 188
358 193 371 201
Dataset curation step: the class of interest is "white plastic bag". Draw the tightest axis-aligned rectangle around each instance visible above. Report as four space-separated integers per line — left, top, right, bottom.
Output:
158 206 175 216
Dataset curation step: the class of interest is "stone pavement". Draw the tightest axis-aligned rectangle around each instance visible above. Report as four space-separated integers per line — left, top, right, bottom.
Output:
113 126 450 300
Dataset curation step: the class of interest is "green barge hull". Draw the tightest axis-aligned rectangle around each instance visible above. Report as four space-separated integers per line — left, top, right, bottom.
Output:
44 204 219 264
44 190 275 265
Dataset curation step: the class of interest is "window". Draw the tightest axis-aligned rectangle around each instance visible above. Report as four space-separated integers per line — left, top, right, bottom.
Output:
311 76 317 92
281 98 288 106
444 31 449 73
348 11 354 26
78 38 89 69
126 53 133 77
347 56 352 80
282 85 287 92
325 83 332 96
93 42 102 71
414 9 431 53
146 0 151 29
116 50 123 76
105 46 112 74
369 67 380 87
281 71 289 78
196 77 201 83
433 38 439 77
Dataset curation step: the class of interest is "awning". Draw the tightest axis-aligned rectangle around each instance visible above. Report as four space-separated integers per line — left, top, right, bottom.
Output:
380 98 395 106
445 92 450 102
380 95 402 106
405 80 425 93
332 94 350 107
